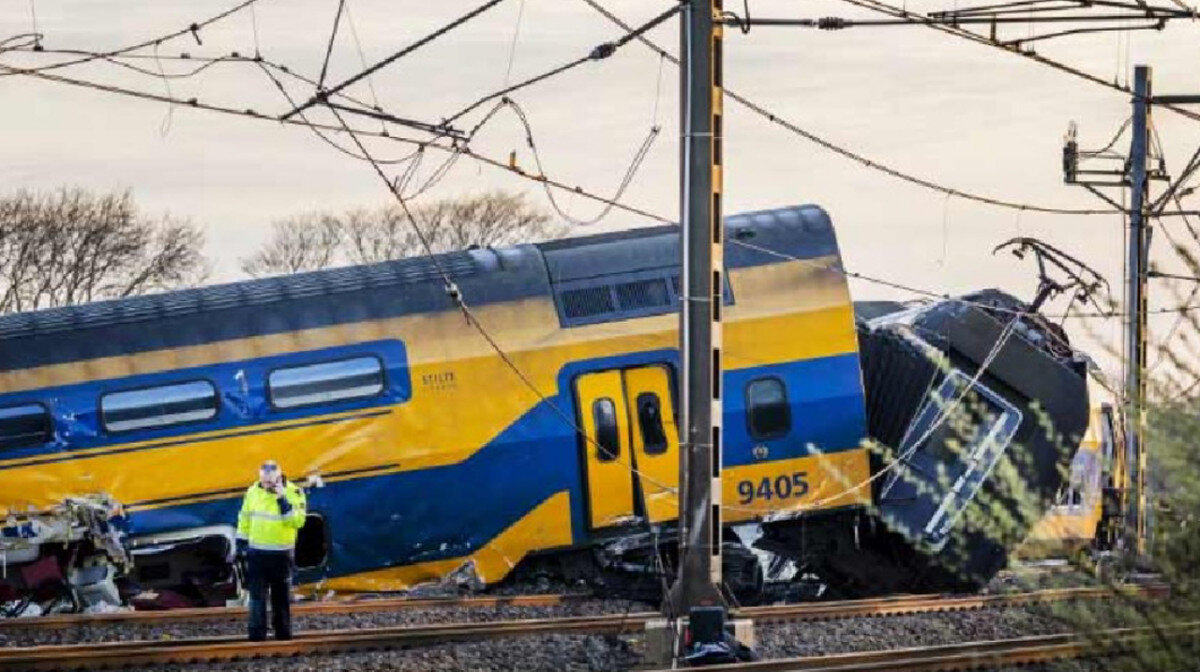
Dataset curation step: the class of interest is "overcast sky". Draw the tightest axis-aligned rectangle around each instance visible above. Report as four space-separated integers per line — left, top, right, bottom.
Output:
4 0 1200 374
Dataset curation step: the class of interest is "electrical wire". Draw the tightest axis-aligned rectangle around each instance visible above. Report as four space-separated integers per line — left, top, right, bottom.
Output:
576 0 1123 216
0 60 670 225
443 1 683 125
316 0 346 91
341 1 384 118
0 0 266 78
501 0 527 88
9 50 1187 324
282 0 510 120
491 98 662 226
834 0 1200 125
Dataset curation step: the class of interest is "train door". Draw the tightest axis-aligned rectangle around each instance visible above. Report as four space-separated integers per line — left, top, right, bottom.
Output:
575 365 679 529
625 366 680 524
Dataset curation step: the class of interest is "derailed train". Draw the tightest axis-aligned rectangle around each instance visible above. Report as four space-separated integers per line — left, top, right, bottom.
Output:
0 205 1090 612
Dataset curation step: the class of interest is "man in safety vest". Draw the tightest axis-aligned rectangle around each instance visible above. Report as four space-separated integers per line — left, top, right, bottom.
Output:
236 460 306 641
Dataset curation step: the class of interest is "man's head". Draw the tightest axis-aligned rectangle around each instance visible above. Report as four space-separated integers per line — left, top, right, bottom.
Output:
259 460 283 489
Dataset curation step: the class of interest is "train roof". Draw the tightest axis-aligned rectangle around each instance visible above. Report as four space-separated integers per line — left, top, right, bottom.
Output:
0 205 840 371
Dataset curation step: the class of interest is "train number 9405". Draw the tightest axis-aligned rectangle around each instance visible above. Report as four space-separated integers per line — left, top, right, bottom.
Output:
736 472 809 505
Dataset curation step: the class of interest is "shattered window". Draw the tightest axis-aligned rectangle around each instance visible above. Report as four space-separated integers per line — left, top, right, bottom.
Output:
637 392 668 455
102 380 218 432
592 397 620 462
747 377 790 440
0 403 51 450
269 356 384 410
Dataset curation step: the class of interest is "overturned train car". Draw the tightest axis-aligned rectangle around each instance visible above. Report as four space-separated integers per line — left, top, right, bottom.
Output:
0 205 1087 613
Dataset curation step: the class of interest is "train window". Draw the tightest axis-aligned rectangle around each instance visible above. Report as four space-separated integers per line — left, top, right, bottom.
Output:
746 377 790 440
592 398 620 462
102 381 217 432
636 392 668 455
269 356 384 409
0 403 51 451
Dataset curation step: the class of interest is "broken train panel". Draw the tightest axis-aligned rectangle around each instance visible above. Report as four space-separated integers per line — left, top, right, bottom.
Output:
758 290 1091 594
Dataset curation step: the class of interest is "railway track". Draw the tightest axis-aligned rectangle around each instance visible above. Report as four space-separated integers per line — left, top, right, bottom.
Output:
654 622 1200 672
0 584 1168 670
0 582 1165 631
0 592 588 630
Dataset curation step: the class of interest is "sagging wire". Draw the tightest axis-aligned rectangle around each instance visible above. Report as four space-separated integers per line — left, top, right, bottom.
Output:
259 58 465 199
576 0 1124 216
497 98 661 226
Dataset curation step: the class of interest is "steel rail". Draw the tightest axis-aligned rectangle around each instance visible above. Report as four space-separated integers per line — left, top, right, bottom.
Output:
643 622 1200 671
0 583 1162 631
0 585 1168 670
0 592 589 630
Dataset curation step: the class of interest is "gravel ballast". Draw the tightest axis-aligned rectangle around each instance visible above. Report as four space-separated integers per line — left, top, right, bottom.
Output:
14 601 1144 672
0 598 643 648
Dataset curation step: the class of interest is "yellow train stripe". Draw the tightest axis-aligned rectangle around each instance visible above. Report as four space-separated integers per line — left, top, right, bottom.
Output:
0 258 849 392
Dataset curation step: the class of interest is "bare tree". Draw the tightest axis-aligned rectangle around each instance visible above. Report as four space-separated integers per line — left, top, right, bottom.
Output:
242 191 563 277
0 188 208 314
241 213 344 277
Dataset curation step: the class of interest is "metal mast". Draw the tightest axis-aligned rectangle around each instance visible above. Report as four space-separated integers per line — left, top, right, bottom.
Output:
672 0 726 612
1125 65 1151 557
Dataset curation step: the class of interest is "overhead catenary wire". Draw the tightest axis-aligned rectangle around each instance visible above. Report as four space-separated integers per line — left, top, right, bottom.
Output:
5 30 668 227
316 0 347 90
443 1 683 125
9 52 1193 322
834 0 1200 125
576 0 1123 216
282 0 510 120
0 60 670 227
0 0 266 78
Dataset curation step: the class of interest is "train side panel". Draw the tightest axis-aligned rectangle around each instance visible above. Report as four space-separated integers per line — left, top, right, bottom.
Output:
0 205 870 594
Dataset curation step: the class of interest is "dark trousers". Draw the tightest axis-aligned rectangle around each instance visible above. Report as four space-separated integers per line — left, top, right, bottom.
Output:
246 551 292 641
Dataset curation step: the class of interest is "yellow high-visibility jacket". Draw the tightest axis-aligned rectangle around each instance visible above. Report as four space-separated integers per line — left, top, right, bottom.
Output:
237 481 307 552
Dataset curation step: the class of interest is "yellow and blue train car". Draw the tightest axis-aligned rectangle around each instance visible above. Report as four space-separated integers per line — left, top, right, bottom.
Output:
1018 378 1123 560
0 205 871 601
